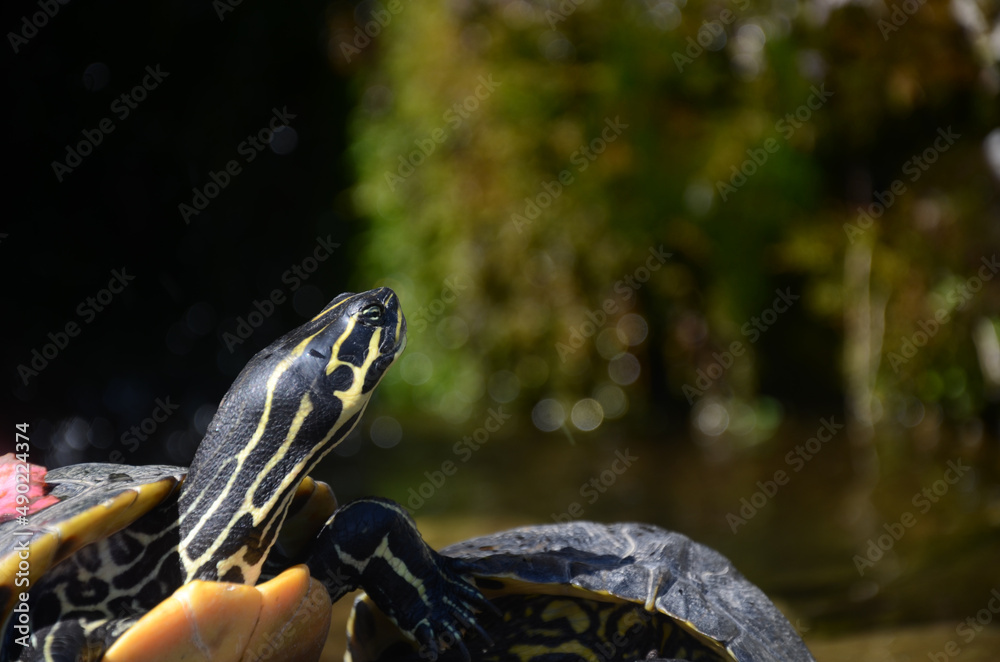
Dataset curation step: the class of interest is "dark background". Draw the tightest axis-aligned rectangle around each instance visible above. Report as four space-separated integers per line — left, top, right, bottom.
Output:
3 0 367 469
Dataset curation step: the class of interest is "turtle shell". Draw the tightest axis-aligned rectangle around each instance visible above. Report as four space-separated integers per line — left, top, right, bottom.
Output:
0 459 338 658
347 521 815 662
0 462 186 629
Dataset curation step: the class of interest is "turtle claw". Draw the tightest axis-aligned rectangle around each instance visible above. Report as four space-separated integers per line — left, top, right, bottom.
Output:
403 554 493 659
408 610 471 661
358 548 493 659
444 579 495 651
412 621 440 660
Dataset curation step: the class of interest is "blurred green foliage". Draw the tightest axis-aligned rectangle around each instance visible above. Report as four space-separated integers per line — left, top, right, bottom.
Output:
339 0 1000 440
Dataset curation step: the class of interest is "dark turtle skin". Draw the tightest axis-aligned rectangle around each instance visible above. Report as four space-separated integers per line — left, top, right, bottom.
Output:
347 521 816 662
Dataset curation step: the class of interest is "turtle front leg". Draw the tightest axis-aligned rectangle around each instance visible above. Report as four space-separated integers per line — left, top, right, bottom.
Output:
305 497 494 661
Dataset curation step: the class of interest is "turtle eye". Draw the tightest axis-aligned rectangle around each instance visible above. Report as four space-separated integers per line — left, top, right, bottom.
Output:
360 303 384 325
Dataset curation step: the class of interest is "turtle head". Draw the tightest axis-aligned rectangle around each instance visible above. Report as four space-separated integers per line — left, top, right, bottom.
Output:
295 286 407 419
241 286 406 448
179 287 406 583
193 286 406 471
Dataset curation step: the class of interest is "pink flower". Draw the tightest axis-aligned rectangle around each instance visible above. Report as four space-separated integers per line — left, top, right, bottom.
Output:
0 453 59 523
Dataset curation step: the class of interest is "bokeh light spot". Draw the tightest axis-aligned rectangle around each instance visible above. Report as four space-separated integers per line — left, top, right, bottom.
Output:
194 403 218 436
596 327 626 359
370 416 403 448
269 126 298 155
648 1 681 30
82 62 110 92
436 316 470 349
437 391 473 424
487 370 521 403
594 383 628 419
727 401 757 436
400 352 433 385
617 314 649 346
571 398 604 431
694 401 730 436
608 353 641 385
532 399 566 432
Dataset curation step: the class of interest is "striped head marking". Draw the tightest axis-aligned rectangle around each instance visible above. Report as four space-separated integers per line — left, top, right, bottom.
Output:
178 287 405 583
300 286 407 416
234 287 406 454
221 286 407 443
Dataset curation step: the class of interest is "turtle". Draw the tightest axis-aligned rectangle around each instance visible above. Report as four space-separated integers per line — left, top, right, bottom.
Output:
0 287 493 662
345 521 816 662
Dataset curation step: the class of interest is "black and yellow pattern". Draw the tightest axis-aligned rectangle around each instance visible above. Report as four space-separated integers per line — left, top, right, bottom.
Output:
1 288 491 662
350 591 726 662
445 594 726 662
347 521 816 662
